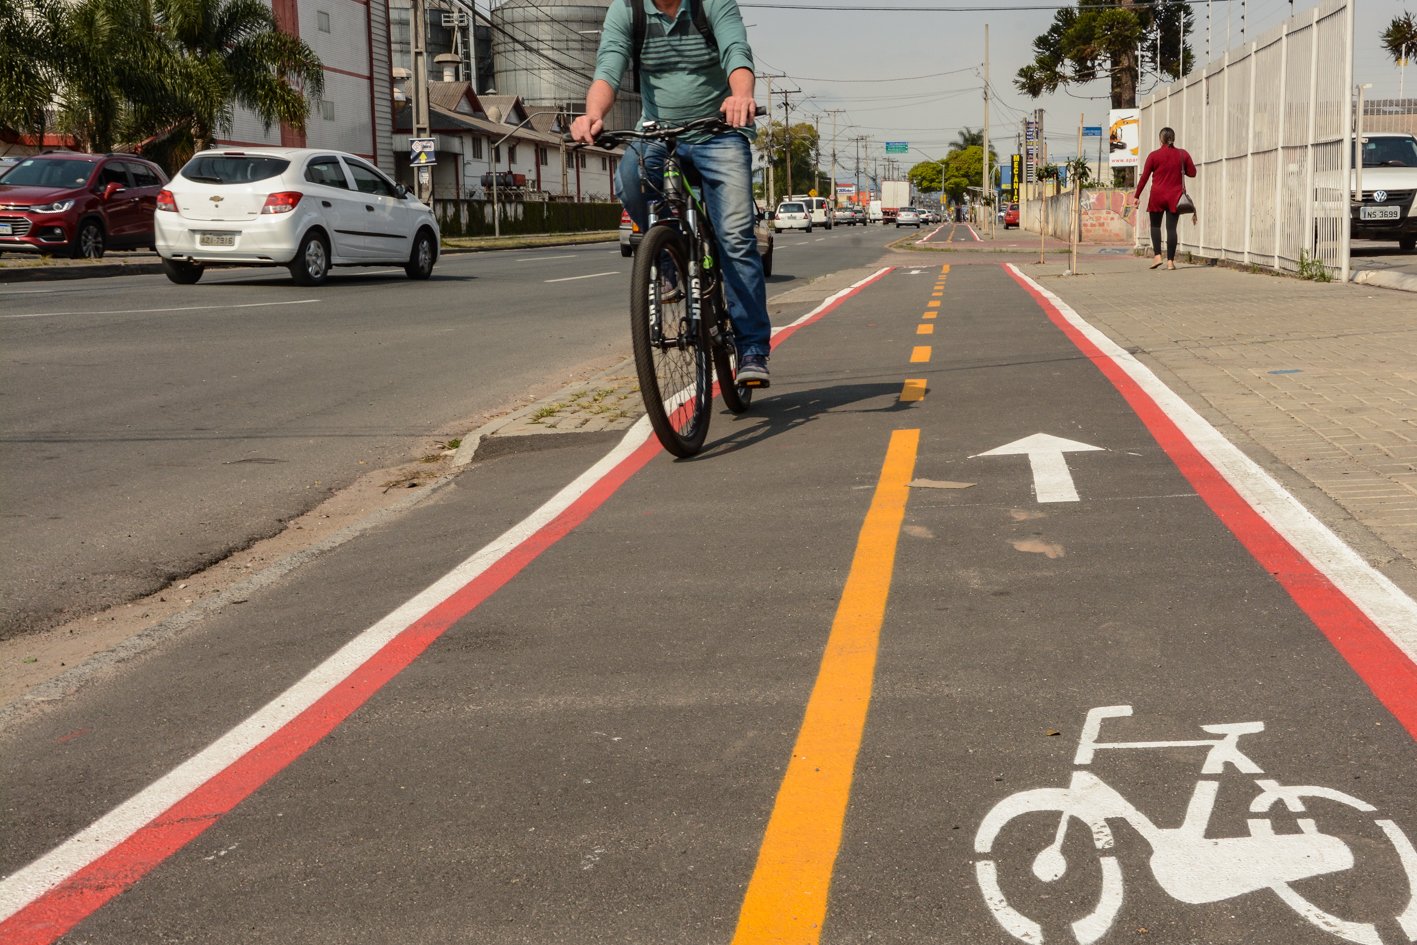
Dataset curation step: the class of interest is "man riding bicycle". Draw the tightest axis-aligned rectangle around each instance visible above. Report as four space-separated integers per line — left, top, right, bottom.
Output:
570 0 772 387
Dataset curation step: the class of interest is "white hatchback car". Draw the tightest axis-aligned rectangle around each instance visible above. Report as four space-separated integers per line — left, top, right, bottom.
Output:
155 148 439 285
774 201 812 232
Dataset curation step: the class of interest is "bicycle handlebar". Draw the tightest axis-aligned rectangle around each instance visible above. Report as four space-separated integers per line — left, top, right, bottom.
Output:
563 106 768 149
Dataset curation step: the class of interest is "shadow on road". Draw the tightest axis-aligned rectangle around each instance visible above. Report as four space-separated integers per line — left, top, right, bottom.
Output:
695 381 914 459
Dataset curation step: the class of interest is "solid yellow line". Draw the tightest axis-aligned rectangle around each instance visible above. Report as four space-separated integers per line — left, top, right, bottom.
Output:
731 429 920 945
900 379 927 402
910 345 932 363
917 323 934 335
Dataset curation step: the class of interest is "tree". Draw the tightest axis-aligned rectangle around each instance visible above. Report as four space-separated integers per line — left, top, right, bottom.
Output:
1381 12 1417 70
1014 0 1193 110
952 127 984 150
908 160 944 195
756 120 819 205
0 0 65 144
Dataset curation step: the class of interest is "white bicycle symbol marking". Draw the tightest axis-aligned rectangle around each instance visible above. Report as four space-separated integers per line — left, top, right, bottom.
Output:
975 705 1417 945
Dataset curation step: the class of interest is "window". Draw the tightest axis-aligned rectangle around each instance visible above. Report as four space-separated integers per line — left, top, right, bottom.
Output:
469 137 483 159
320 99 335 121
599 156 607 171
578 153 586 169
316 10 331 32
345 159 397 197
304 156 350 189
508 145 517 164
97 163 129 190
493 145 501 163
180 154 290 184
538 147 548 167
125 162 162 188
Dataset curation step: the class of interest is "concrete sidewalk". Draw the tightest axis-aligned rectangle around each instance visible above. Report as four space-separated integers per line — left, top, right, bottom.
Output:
1021 252 1417 596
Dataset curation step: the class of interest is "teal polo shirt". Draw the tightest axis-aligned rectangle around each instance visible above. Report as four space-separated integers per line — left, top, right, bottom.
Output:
592 0 756 140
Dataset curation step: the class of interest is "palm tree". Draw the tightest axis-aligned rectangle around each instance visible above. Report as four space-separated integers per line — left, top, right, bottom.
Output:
953 128 984 150
155 0 325 153
0 0 65 144
51 0 170 154
1382 12 1417 97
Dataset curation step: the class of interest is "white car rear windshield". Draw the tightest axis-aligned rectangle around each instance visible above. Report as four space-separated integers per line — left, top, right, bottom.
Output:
181 155 291 185
779 203 805 212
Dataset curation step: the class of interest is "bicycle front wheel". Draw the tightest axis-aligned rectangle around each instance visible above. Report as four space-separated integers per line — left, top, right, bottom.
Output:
630 225 712 457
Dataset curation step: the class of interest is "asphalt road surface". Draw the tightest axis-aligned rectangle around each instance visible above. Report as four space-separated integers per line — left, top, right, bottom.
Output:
0 224 886 638
3 246 1415 945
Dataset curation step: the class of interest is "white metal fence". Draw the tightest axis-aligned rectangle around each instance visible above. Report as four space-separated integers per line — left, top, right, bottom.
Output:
1138 0 1354 278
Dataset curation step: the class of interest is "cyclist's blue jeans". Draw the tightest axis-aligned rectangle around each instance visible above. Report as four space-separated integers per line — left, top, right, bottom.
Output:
616 132 772 359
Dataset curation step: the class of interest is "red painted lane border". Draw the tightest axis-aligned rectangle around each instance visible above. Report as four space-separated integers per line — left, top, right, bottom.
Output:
0 267 896 945
1005 265 1417 739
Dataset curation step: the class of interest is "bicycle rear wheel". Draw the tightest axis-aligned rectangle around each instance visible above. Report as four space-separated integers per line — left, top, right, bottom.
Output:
630 225 712 457
711 301 753 414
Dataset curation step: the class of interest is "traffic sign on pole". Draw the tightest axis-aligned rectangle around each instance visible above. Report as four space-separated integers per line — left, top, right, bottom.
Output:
1083 126 1103 137
410 137 437 166
884 141 908 154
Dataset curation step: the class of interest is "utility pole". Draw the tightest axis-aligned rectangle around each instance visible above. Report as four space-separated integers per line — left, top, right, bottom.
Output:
982 23 991 235
411 0 432 203
757 72 786 205
776 87 802 198
826 108 845 207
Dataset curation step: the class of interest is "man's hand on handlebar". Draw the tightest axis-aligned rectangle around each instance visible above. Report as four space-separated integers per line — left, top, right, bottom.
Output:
569 114 603 145
719 97 761 129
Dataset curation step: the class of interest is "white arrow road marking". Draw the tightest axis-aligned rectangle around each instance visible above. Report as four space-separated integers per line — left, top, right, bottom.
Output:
973 433 1105 503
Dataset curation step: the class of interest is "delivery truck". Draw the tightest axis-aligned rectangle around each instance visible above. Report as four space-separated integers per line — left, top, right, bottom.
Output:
880 180 910 224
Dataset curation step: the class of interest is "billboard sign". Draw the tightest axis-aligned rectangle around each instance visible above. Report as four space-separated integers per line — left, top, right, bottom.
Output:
1108 109 1140 168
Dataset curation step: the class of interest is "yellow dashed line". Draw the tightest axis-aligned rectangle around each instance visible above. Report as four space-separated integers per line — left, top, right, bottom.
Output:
927 300 940 308
910 346 931 363
917 323 934 335
900 379 927 402
730 429 920 945
940 264 950 274
922 311 936 319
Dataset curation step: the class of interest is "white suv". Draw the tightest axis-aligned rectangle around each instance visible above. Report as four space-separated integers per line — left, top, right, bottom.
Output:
1352 132 1417 252
155 147 439 285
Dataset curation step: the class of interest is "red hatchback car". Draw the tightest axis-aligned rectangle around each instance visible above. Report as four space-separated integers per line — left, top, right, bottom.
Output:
1003 203 1020 229
0 151 169 258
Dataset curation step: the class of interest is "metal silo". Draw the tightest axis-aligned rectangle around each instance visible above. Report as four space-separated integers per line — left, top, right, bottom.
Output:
490 0 641 129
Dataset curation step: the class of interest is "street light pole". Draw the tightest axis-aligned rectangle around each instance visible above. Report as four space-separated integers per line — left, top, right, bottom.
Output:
490 110 566 239
411 0 432 203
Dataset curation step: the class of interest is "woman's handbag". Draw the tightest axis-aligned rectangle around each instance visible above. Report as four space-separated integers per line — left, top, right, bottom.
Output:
1176 189 1196 215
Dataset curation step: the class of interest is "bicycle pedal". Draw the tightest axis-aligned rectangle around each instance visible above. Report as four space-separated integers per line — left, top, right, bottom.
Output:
739 377 770 389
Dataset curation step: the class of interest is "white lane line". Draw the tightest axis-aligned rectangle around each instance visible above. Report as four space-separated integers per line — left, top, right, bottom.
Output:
965 224 982 241
516 254 578 262
2 299 320 319
814 237 826 242
544 271 618 283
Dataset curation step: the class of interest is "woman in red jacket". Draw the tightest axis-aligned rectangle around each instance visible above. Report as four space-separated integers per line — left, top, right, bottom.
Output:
1133 127 1196 270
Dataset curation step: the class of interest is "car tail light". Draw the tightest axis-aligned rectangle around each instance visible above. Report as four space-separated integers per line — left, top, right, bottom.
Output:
620 209 631 224
260 191 303 214
156 189 177 212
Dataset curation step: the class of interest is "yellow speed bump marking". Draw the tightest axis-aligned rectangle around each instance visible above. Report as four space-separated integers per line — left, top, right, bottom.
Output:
917 323 934 335
731 429 920 945
910 346 932 363
900 379 927 402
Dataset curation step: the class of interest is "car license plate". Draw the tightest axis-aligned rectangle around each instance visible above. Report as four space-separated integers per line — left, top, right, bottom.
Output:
0 223 11 235
1360 206 1400 221
199 232 236 247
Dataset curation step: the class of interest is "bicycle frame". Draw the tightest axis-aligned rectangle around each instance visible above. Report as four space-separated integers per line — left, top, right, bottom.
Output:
636 139 719 351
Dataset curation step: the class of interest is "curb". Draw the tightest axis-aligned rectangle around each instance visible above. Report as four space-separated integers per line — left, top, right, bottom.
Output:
0 261 166 283
1352 268 1417 294
452 356 640 466
0 235 618 284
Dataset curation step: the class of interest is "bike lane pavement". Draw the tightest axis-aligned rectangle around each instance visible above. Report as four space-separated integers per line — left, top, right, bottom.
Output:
1 255 1415 945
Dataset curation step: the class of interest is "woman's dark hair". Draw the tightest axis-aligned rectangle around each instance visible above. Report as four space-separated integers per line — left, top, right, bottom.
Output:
1160 127 1176 146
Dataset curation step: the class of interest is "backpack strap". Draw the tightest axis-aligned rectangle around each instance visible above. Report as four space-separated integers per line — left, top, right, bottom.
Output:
628 0 720 95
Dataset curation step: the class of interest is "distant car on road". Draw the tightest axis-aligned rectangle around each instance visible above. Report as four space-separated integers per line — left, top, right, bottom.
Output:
895 207 923 228
0 151 169 258
774 201 812 232
618 209 641 257
1003 203 1020 229
155 147 439 285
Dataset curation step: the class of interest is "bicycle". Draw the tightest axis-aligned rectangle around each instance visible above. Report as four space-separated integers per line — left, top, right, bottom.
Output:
975 704 1417 945
571 111 765 458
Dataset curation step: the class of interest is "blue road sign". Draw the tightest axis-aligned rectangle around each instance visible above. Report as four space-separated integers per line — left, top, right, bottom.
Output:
1083 126 1103 137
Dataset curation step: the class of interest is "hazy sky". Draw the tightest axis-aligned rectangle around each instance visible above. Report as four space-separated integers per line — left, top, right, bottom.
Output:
736 0 1408 177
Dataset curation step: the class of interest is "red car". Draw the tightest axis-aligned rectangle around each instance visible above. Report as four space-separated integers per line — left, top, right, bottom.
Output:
1003 203 1020 229
0 151 168 258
